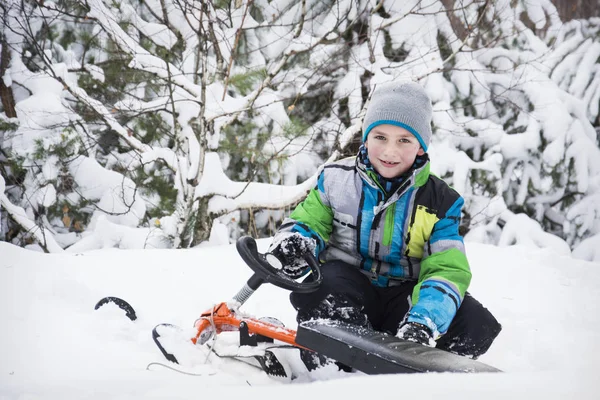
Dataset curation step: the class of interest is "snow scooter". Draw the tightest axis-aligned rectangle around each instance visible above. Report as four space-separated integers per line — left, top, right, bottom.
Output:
96 236 500 378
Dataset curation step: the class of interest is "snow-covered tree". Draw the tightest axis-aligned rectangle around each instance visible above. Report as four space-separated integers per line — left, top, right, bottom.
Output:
1 0 599 262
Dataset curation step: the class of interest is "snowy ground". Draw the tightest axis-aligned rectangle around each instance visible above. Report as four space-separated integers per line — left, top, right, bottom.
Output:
1 239 599 399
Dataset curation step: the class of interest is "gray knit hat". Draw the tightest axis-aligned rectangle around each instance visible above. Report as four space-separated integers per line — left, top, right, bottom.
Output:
362 81 433 151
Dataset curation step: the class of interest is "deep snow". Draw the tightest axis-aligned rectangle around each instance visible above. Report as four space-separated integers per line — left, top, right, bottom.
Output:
0 238 599 399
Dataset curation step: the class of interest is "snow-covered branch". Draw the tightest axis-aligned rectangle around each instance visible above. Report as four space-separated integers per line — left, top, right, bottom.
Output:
0 176 63 253
84 0 203 98
59 76 152 154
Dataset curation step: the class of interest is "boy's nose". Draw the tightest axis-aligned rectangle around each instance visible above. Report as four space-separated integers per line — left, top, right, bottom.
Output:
382 145 399 157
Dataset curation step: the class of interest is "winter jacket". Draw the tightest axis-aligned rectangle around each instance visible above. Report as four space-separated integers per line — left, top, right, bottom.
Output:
274 154 471 337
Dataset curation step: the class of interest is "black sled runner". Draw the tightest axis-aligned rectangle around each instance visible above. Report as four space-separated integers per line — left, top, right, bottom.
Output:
96 236 500 378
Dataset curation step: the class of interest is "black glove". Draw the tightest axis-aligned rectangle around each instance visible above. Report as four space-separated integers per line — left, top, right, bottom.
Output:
397 322 434 346
269 233 316 278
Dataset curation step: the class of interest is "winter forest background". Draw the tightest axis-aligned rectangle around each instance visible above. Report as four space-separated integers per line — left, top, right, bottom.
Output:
1 0 599 261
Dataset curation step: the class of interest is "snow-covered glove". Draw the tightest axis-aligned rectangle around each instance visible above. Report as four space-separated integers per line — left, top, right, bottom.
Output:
397 322 435 347
269 233 316 278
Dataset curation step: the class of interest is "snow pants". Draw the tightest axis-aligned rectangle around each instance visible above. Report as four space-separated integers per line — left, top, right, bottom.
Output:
290 260 502 359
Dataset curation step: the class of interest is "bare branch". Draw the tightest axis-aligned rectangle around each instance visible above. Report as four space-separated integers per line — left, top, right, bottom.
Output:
222 0 253 101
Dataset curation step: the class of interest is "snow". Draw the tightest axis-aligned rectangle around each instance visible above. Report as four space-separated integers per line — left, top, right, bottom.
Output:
66 215 170 252
69 156 146 228
1 2 600 395
497 213 571 254
1 238 599 398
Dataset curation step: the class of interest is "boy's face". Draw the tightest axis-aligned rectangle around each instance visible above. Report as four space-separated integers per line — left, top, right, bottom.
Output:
365 124 425 179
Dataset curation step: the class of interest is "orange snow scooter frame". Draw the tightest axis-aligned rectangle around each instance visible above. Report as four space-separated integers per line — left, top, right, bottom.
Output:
149 235 324 378
190 237 321 348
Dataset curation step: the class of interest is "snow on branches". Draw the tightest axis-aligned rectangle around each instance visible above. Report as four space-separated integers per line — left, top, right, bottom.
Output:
0 0 598 261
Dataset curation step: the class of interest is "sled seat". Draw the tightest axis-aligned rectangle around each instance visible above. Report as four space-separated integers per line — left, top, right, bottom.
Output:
295 320 501 374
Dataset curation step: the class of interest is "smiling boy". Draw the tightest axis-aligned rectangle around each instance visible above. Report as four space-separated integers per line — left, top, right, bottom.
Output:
269 81 501 370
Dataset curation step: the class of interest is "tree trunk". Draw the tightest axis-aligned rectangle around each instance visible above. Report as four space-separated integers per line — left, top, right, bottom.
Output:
551 0 600 21
0 35 17 118
439 0 469 41
192 196 212 247
176 196 212 248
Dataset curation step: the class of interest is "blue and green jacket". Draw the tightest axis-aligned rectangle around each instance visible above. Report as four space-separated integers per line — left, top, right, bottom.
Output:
274 153 471 337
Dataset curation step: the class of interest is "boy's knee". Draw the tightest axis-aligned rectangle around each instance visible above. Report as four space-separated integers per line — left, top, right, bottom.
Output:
437 295 502 358
467 299 502 336
468 314 502 358
437 321 501 358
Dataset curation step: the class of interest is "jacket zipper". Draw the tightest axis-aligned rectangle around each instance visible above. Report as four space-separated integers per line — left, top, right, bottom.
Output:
369 173 414 278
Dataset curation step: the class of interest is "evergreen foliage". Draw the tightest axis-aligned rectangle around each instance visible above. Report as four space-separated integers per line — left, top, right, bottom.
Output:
0 0 598 260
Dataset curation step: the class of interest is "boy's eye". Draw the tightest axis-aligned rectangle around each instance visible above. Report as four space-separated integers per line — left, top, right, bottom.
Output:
399 138 410 143
374 135 386 141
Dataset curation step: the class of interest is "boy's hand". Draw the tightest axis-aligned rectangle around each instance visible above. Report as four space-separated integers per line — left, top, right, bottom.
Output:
397 322 435 346
269 233 316 278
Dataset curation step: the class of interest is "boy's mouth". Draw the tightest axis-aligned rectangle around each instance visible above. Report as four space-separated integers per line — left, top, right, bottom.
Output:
380 160 399 167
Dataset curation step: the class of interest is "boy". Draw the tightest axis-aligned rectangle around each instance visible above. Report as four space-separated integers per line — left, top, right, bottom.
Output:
269 81 501 370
